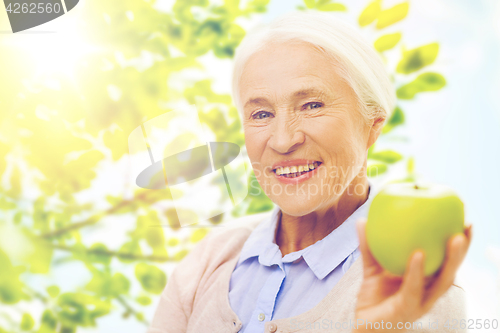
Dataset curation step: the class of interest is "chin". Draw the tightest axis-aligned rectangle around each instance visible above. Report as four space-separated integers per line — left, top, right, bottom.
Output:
270 194 322 217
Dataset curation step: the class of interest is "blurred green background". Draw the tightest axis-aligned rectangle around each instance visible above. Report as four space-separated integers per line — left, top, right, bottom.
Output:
0 0 498 332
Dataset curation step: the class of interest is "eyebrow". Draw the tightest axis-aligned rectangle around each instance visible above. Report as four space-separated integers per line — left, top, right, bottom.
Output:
243 87 326 109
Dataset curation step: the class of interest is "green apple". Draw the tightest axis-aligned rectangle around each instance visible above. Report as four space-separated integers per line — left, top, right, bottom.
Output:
366 182 465 276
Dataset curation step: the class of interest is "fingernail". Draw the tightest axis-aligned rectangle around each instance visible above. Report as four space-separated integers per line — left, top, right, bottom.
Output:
455 233 465 243
413 250 423 262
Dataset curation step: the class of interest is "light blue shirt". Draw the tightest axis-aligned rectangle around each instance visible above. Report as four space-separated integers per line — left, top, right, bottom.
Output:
228 182 377 333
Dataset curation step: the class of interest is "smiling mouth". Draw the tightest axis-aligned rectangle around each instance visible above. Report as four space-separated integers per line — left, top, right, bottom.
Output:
273 162 322 178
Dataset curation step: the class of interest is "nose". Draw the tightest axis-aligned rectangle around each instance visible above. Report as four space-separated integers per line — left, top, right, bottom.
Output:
268 112 305 154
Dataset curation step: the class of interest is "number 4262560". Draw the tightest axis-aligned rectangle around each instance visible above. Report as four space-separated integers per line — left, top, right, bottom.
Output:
444 319 499 330
6 2 62 14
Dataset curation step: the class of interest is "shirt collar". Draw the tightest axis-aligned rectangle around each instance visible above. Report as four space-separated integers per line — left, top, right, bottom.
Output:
237 180 379 279
237 205 282 267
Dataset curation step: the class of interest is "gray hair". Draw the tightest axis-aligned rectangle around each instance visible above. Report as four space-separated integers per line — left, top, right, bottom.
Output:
231 10 396 124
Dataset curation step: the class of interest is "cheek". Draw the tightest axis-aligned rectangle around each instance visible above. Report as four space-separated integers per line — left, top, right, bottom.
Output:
305 117 364 169
306 117 354 151
243 126 269 168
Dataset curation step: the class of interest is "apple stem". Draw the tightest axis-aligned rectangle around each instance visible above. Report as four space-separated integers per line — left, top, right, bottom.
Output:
414 184 419 190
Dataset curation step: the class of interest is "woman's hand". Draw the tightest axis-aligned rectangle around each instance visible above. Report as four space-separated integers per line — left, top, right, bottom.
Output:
352 218 473 333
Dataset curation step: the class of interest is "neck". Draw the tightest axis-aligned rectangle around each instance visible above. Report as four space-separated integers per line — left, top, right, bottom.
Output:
275 175 370 257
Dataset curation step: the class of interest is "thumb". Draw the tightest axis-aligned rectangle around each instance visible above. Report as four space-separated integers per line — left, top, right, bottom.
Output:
356 218 383 277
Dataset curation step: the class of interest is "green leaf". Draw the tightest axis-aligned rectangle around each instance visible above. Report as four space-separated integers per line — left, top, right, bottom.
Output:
86 272 129 297
41 310 57 330
102 126 128 161
374 32 402 52
396 43 439 74
26 235 53 274
317 2 346 11
382 106 405 134
167 237 179 247
7 167 22 198
0 249 24 304
189 229 208 243
135 263 167 294
376 2 409 29
20 313 34 330
0 197 15 210
369 150 403 164
145 228 167 256
87 243 112 265
47 285 60 298
174 249 189 261
118 241 141 264
304 0 316 9
164 208 181 230
60 326 76 333
396 72 446 99
57 293 110 327
111 273 130 295
225 0 241 13
136 295 152 306
244 0 270 13
359 0 381 26
407 156 415 174
135 211 168 256
246 173 274 214
0 141 8 177
13 211 22 224
367 163 388 177
367 143 376 158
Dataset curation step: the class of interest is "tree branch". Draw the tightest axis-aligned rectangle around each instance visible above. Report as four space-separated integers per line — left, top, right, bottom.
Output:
51 244 173 263
116 295 150 327
41 190 159 239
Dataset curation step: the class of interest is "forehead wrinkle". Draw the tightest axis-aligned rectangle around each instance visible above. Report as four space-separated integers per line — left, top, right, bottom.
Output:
243 84 332 110
240 47 340 110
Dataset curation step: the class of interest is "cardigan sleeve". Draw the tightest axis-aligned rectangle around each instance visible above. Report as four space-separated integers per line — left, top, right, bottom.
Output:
146 233 213 333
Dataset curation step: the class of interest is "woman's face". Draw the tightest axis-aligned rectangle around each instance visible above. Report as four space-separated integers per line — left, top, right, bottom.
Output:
240 41 381 216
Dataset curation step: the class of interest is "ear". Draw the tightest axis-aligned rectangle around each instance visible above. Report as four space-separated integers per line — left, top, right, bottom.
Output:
366 114 386 151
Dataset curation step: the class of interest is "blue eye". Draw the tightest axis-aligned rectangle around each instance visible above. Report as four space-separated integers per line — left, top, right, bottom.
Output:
252 111 272 120
305 102 323 110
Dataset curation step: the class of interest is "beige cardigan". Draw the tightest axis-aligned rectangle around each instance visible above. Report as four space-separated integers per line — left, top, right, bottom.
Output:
147 211 467 333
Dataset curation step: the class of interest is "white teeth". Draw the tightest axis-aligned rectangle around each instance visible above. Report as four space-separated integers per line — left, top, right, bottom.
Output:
274 163 320 175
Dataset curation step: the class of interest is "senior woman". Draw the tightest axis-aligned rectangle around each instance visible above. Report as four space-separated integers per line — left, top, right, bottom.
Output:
148 10 472 333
